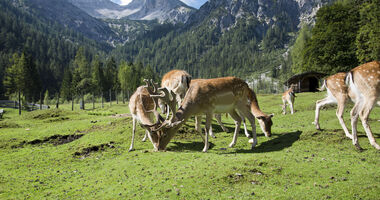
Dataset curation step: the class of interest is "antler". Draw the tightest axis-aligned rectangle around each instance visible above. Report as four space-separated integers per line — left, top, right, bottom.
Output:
142 79 164 126
150 87 177 121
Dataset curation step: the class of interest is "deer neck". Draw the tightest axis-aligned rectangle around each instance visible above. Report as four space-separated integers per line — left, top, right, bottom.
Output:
250 97 266 117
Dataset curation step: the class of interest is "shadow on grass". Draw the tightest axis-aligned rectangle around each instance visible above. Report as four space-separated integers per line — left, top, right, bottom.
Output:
167 131 302 153
221 131 302 154
167 141 215 152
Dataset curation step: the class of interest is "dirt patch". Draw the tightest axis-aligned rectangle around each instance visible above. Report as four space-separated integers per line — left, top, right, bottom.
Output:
73 142 115 158
13 134 84 148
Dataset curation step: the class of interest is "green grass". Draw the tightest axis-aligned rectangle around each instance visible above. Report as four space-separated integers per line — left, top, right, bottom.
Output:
0 92 379 199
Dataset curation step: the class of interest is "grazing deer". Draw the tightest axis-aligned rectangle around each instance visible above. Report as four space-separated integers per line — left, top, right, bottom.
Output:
192 79 249 138
161 75 247 138
159 70 191 115
346 61 380 150
282 84 296 114
312 72 356 139
128 80 167 152
148 77 274 152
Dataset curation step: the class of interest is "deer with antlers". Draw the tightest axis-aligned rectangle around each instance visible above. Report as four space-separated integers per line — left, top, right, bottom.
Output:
346 61 380 150
148 77 274 152
128 79 170 151
282 84 296 114
312 72 356 139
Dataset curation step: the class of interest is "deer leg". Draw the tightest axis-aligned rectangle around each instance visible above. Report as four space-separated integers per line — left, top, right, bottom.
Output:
359 98 380 150
202 114 212 152
335 98 352 139
242 117 250 138
142 132 148 142
195 115 205 142
282 99 287 115
129 117 137 152
228 110 242 148
289 99 294 114
215 114 229 133
244 112 257 149
313 97 336 130
350 101 362 150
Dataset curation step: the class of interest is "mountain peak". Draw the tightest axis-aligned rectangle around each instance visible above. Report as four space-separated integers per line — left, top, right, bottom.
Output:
69 0 196 23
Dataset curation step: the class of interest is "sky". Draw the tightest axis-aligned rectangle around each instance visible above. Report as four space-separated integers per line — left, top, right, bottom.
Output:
110 0 208 9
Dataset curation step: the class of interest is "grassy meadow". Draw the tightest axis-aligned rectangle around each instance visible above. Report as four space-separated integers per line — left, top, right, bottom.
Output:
0 92 379 199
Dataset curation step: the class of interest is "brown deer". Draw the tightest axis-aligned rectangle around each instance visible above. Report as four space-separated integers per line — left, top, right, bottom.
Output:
312 72 356 139
148 77 274 152
346 61 380 150
159 69 191 115
191 79 249 138
282 84 296 114
128 80 169 151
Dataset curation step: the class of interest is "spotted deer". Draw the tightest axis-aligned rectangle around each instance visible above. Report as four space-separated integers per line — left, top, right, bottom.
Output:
147 77 274 152
346 61 380 150
312 72 356 139
282 84 296 114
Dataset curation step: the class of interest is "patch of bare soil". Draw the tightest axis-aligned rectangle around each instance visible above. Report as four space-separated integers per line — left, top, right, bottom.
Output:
73 142 115 158
12 134 84 148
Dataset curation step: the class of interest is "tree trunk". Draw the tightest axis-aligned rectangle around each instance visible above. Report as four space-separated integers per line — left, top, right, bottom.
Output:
101 91 104 108
122 90 125 104
109 89 112 107
71 95 74 111
56 93 59 109
18 90 21 115
40 92 42 110
81 94 85 110
116 90 118 104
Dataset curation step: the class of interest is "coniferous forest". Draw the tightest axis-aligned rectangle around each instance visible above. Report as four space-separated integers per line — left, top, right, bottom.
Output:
0 0 379 103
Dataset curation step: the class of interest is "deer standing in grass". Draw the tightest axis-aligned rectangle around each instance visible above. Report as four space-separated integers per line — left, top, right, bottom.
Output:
282 84 296 114
312 72 356 139
128 86 159 151
160 72 246 137
346 61 380 150
191 79 249 138
148 77 274 152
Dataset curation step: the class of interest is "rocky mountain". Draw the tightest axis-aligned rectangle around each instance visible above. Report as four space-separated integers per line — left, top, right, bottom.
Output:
112 0 335 89
69 0 196 24
186 0 333 33
14 0 120 45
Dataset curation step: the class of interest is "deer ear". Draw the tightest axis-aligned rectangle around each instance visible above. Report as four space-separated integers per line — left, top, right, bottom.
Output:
269 113 274 118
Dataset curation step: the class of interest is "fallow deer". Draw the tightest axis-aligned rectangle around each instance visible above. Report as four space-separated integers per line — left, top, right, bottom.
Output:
159 69 191 115
312 72 356 139
346 61 380 150
191 79 249 138
128 80 167 152
148 77 274 152
282 84 296 114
